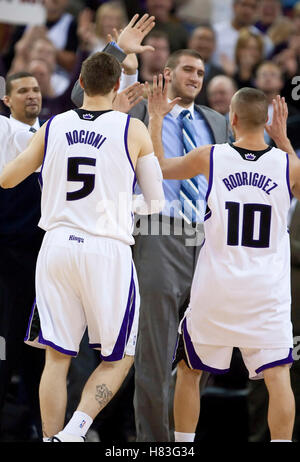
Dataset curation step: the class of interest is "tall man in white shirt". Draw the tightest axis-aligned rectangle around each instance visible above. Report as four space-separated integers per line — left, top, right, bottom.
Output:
0 72 45 440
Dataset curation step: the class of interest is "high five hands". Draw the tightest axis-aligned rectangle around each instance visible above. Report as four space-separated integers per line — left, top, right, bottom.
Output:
146 74 181 120
117 14 156 55
265 95 288 144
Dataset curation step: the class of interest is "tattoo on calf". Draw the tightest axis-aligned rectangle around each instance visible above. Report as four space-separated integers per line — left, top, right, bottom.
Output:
95 384 113 410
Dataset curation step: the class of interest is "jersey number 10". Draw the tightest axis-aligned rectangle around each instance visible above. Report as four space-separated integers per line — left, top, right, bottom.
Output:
225 202 272 248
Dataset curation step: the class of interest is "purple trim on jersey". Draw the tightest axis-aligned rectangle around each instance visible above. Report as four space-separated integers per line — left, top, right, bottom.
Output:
205 145 214 202
100 264 135 362
24 299 36 341
38 330 77 356
124 114 137 193
255 348 293 375
38 116 55 189
182 318 230 374
286 153 293 202
204 210 212 222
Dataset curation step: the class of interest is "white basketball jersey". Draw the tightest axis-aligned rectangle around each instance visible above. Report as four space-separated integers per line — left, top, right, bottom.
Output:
38 109 136 245
188 143 293 348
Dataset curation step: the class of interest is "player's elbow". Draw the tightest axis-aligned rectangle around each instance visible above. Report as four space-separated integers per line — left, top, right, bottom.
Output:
0 176 11 189
0 170 17 188
0 180 14 189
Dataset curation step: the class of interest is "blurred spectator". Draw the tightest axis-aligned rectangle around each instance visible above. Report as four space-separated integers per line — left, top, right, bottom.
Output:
138 31 170 83
24 47 89 123
175 0 233 30
207 75 237 141
145 0 188 52
83 0 145 19
188 25 225 105
211 0 234 26
282 0 300 15
213 0 273 71
27 59 59 99
10 38 70 97
77 1 127 54
271 30 300 110
268 16 294 55
294 2 300 32
175 0 213 32
255 0 283 34
207 75 237 117
255 61 299 142
4 0 78 74
233 29 264 88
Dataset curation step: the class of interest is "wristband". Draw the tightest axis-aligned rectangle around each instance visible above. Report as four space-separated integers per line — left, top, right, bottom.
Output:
102 41 126 63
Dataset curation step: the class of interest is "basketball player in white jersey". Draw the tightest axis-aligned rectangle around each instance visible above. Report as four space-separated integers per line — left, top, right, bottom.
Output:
0 51 165 442
147 75 300 442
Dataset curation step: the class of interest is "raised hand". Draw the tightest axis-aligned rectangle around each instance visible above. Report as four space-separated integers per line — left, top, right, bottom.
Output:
112 82 145 113
265 95 288 143
108 29 138 75
116 14 156 55
146 74 181 120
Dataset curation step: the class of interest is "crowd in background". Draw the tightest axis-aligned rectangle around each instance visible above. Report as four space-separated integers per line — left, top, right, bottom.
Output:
0 0 300 131
0 0 300 442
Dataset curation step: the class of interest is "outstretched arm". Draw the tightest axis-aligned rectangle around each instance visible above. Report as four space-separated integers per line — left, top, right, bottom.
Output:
0 124 46 188
147 75 211 180
71 14 155 108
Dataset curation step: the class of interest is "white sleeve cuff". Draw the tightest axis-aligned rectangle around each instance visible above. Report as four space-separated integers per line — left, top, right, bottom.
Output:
119 70 138 92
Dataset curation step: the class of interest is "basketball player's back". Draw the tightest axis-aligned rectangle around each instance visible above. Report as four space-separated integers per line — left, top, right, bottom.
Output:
189 142 293 348
39 108 136 245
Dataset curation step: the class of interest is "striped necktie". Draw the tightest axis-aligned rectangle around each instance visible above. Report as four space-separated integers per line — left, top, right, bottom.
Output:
179 110 208 224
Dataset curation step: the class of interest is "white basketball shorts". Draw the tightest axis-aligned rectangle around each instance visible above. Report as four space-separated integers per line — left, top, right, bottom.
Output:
26 226 139 360
179 317 293 380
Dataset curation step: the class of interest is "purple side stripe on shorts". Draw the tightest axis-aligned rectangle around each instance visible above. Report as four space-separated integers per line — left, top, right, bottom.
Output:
38 330 77 357
255 348 294 375
182 318 230 374
100 264 135 362
125 278 136 345
24 298 37 341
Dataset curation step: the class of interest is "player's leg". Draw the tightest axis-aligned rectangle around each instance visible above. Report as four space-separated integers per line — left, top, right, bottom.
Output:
173 319 232 442
174 359 202 442
53 239 137 441
263 364 295 441
39 346 72 438
53 355 133 441
77 354 133 417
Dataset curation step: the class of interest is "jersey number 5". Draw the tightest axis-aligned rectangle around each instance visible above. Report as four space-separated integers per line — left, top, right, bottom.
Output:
225 202 272 248
66 157 96 201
